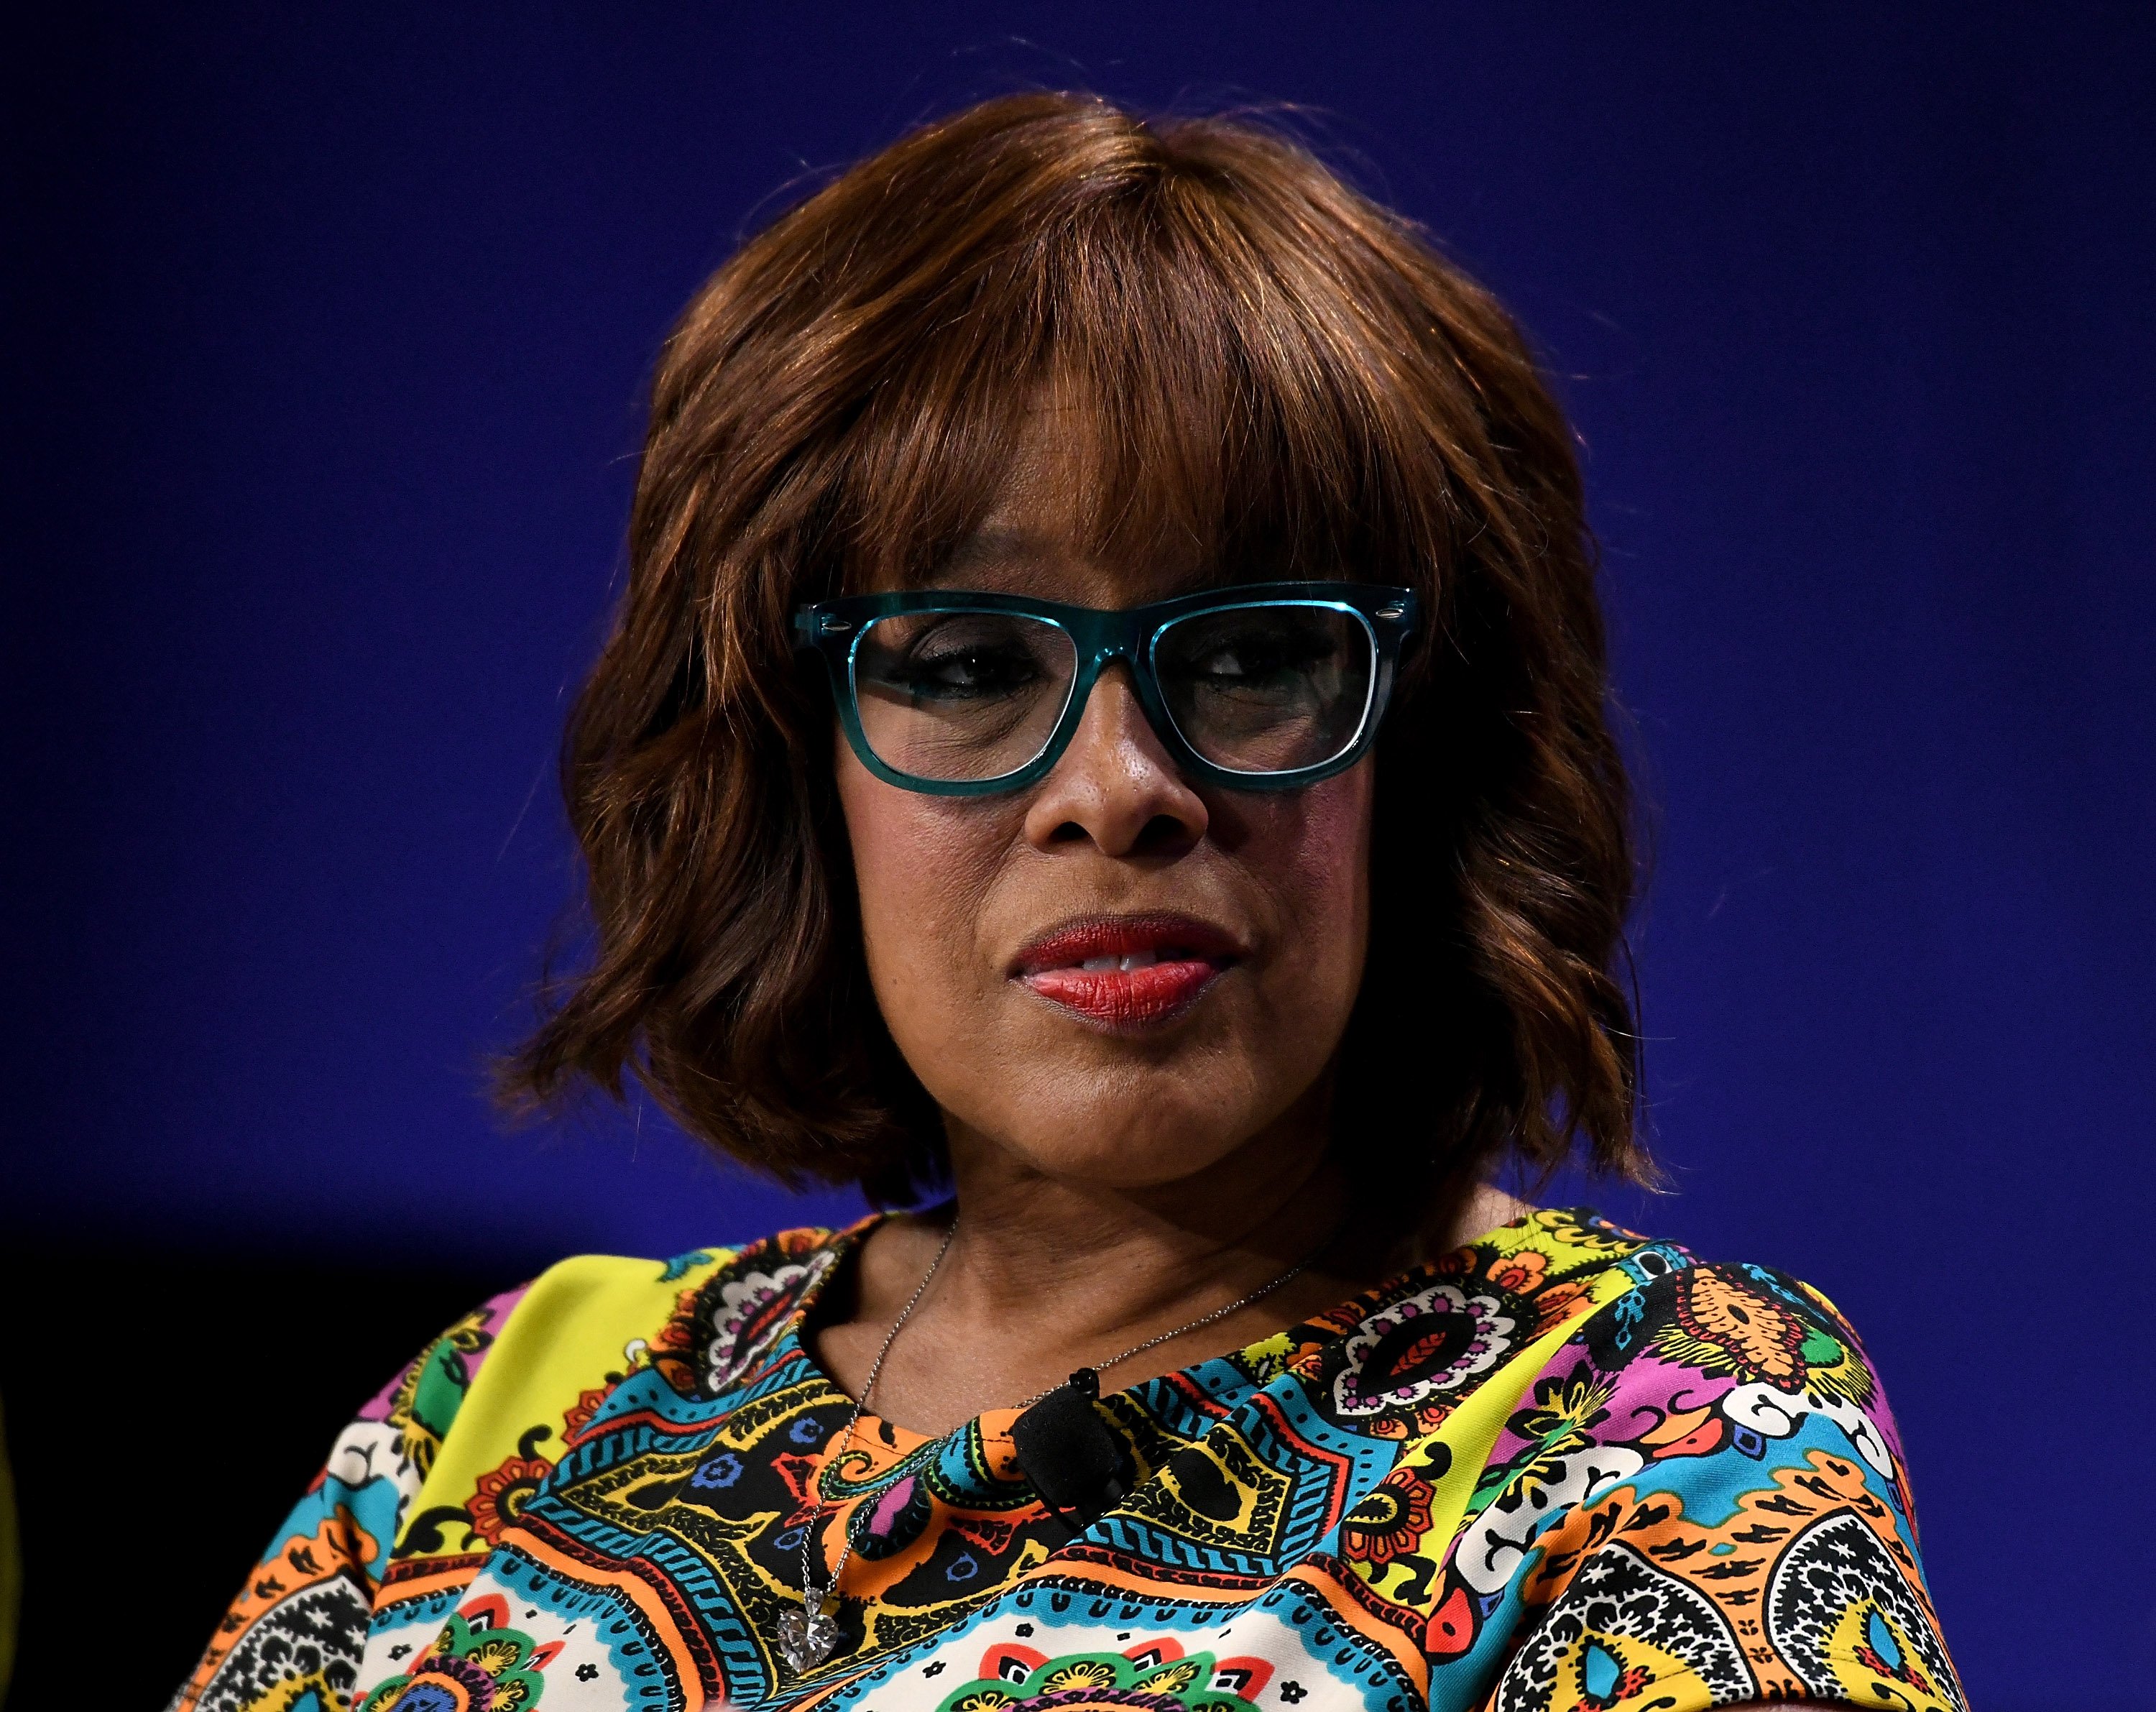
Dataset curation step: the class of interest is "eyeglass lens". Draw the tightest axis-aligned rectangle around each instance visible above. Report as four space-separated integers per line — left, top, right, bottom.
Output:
849 603 1375 784
852 612 1079 783
1153 603 1373 776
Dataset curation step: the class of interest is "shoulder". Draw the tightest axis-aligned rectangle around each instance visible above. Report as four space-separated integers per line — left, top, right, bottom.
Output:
1434 1210 1917 1564
428 1223 853 1436
1400 1211 1963 1709
168 1227 854 1707
377 1225 852 1569
1422 1205 1889 1411
1547 1233 1904 1490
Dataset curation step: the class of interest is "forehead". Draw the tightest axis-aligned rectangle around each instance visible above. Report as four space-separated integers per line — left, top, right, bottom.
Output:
926 527 1212 608
904 397 1217 608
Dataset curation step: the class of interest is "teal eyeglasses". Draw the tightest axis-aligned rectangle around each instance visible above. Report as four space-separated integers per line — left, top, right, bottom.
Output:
793 581 1419 795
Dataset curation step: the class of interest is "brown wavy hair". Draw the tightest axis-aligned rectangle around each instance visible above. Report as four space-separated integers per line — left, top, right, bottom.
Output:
503 92 1644 1207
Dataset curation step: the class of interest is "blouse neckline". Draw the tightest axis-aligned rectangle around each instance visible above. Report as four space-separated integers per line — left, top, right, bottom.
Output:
764 1200 1565 1458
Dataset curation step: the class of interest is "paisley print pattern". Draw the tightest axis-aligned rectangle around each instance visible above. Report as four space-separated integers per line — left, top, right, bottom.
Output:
170 1210 1961 1712
701 1251 842 1394
1330 1282 1518 1428
1493 1543 1753 1711
1767 1512 1960 1711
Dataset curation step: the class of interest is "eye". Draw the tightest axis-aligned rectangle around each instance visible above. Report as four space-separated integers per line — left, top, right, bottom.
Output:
1184 625 1330 684
878 618 1051 701
903 643 1040 694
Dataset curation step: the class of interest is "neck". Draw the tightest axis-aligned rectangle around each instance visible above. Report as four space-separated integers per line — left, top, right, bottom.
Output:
812 1084 1530 1437
935 1108 1353 1357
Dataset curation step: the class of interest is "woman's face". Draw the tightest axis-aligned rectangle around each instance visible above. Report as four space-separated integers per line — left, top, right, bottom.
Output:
835 410 1374 1190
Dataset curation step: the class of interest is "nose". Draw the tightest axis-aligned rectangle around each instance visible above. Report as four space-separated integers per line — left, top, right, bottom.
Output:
1021 663 1209 857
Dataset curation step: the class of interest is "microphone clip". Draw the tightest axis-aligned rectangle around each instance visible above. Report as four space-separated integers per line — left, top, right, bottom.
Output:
1010 1368 1131 1540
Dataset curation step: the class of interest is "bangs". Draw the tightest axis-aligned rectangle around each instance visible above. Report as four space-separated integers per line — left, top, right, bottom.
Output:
811 118 1458 604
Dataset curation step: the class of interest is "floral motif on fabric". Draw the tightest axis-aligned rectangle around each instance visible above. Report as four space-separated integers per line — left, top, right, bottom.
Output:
1338 1445 1447 1568
359 1594 562 1710
931 1636 1270 1712
468 1437 556 1545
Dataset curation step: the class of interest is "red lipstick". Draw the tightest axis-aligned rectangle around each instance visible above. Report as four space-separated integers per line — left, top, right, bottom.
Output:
1013 913 1239 1028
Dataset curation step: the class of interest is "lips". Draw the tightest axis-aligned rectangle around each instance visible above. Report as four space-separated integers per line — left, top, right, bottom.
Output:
1013 913 1240 1028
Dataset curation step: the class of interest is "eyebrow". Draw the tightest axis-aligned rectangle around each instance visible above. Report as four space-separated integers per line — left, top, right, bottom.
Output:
938 525 1056 566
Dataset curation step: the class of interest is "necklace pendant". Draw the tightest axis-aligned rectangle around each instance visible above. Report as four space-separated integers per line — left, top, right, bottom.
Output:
778 1594 840 1675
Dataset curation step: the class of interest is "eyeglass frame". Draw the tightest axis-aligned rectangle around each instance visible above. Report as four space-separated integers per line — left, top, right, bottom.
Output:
792 580 1421 796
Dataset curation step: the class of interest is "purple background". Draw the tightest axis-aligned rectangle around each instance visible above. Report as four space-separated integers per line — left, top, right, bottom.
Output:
6 8 2151 1708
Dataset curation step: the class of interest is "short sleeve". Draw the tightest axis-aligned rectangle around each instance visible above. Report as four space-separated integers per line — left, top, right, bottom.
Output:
167 1283 528 1712
1452 1262 1963 1711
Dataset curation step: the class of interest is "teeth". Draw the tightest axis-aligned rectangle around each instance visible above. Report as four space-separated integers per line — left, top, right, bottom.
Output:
1075 949 1164 973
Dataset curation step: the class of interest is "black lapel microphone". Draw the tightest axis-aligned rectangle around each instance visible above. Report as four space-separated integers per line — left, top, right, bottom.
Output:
1010 1368 1133 1539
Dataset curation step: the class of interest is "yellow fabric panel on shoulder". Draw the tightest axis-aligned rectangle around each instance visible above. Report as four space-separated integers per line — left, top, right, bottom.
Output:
398 1249 729 1560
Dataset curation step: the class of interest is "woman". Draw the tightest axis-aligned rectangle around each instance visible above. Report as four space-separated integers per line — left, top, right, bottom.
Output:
174 94 1961 1712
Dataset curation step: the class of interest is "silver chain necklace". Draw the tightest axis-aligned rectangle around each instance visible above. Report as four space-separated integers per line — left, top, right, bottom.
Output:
775 1217 1317 1677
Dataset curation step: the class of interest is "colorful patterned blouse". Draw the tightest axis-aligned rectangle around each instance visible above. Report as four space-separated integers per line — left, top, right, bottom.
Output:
171 1207 1961 1712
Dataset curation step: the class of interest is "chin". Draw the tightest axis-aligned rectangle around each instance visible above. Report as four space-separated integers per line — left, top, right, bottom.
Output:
918 1005 1336 1189
996 1090 1265 1189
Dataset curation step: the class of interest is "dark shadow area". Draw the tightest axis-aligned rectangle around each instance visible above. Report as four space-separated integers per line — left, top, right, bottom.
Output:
0 1248 543 1706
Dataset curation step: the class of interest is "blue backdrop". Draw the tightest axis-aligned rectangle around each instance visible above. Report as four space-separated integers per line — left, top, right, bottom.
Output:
5 9 2150 1708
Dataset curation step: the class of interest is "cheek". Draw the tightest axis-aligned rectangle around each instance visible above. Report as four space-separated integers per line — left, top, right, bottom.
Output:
1235 764 1375 1020
834 740 1010 1008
